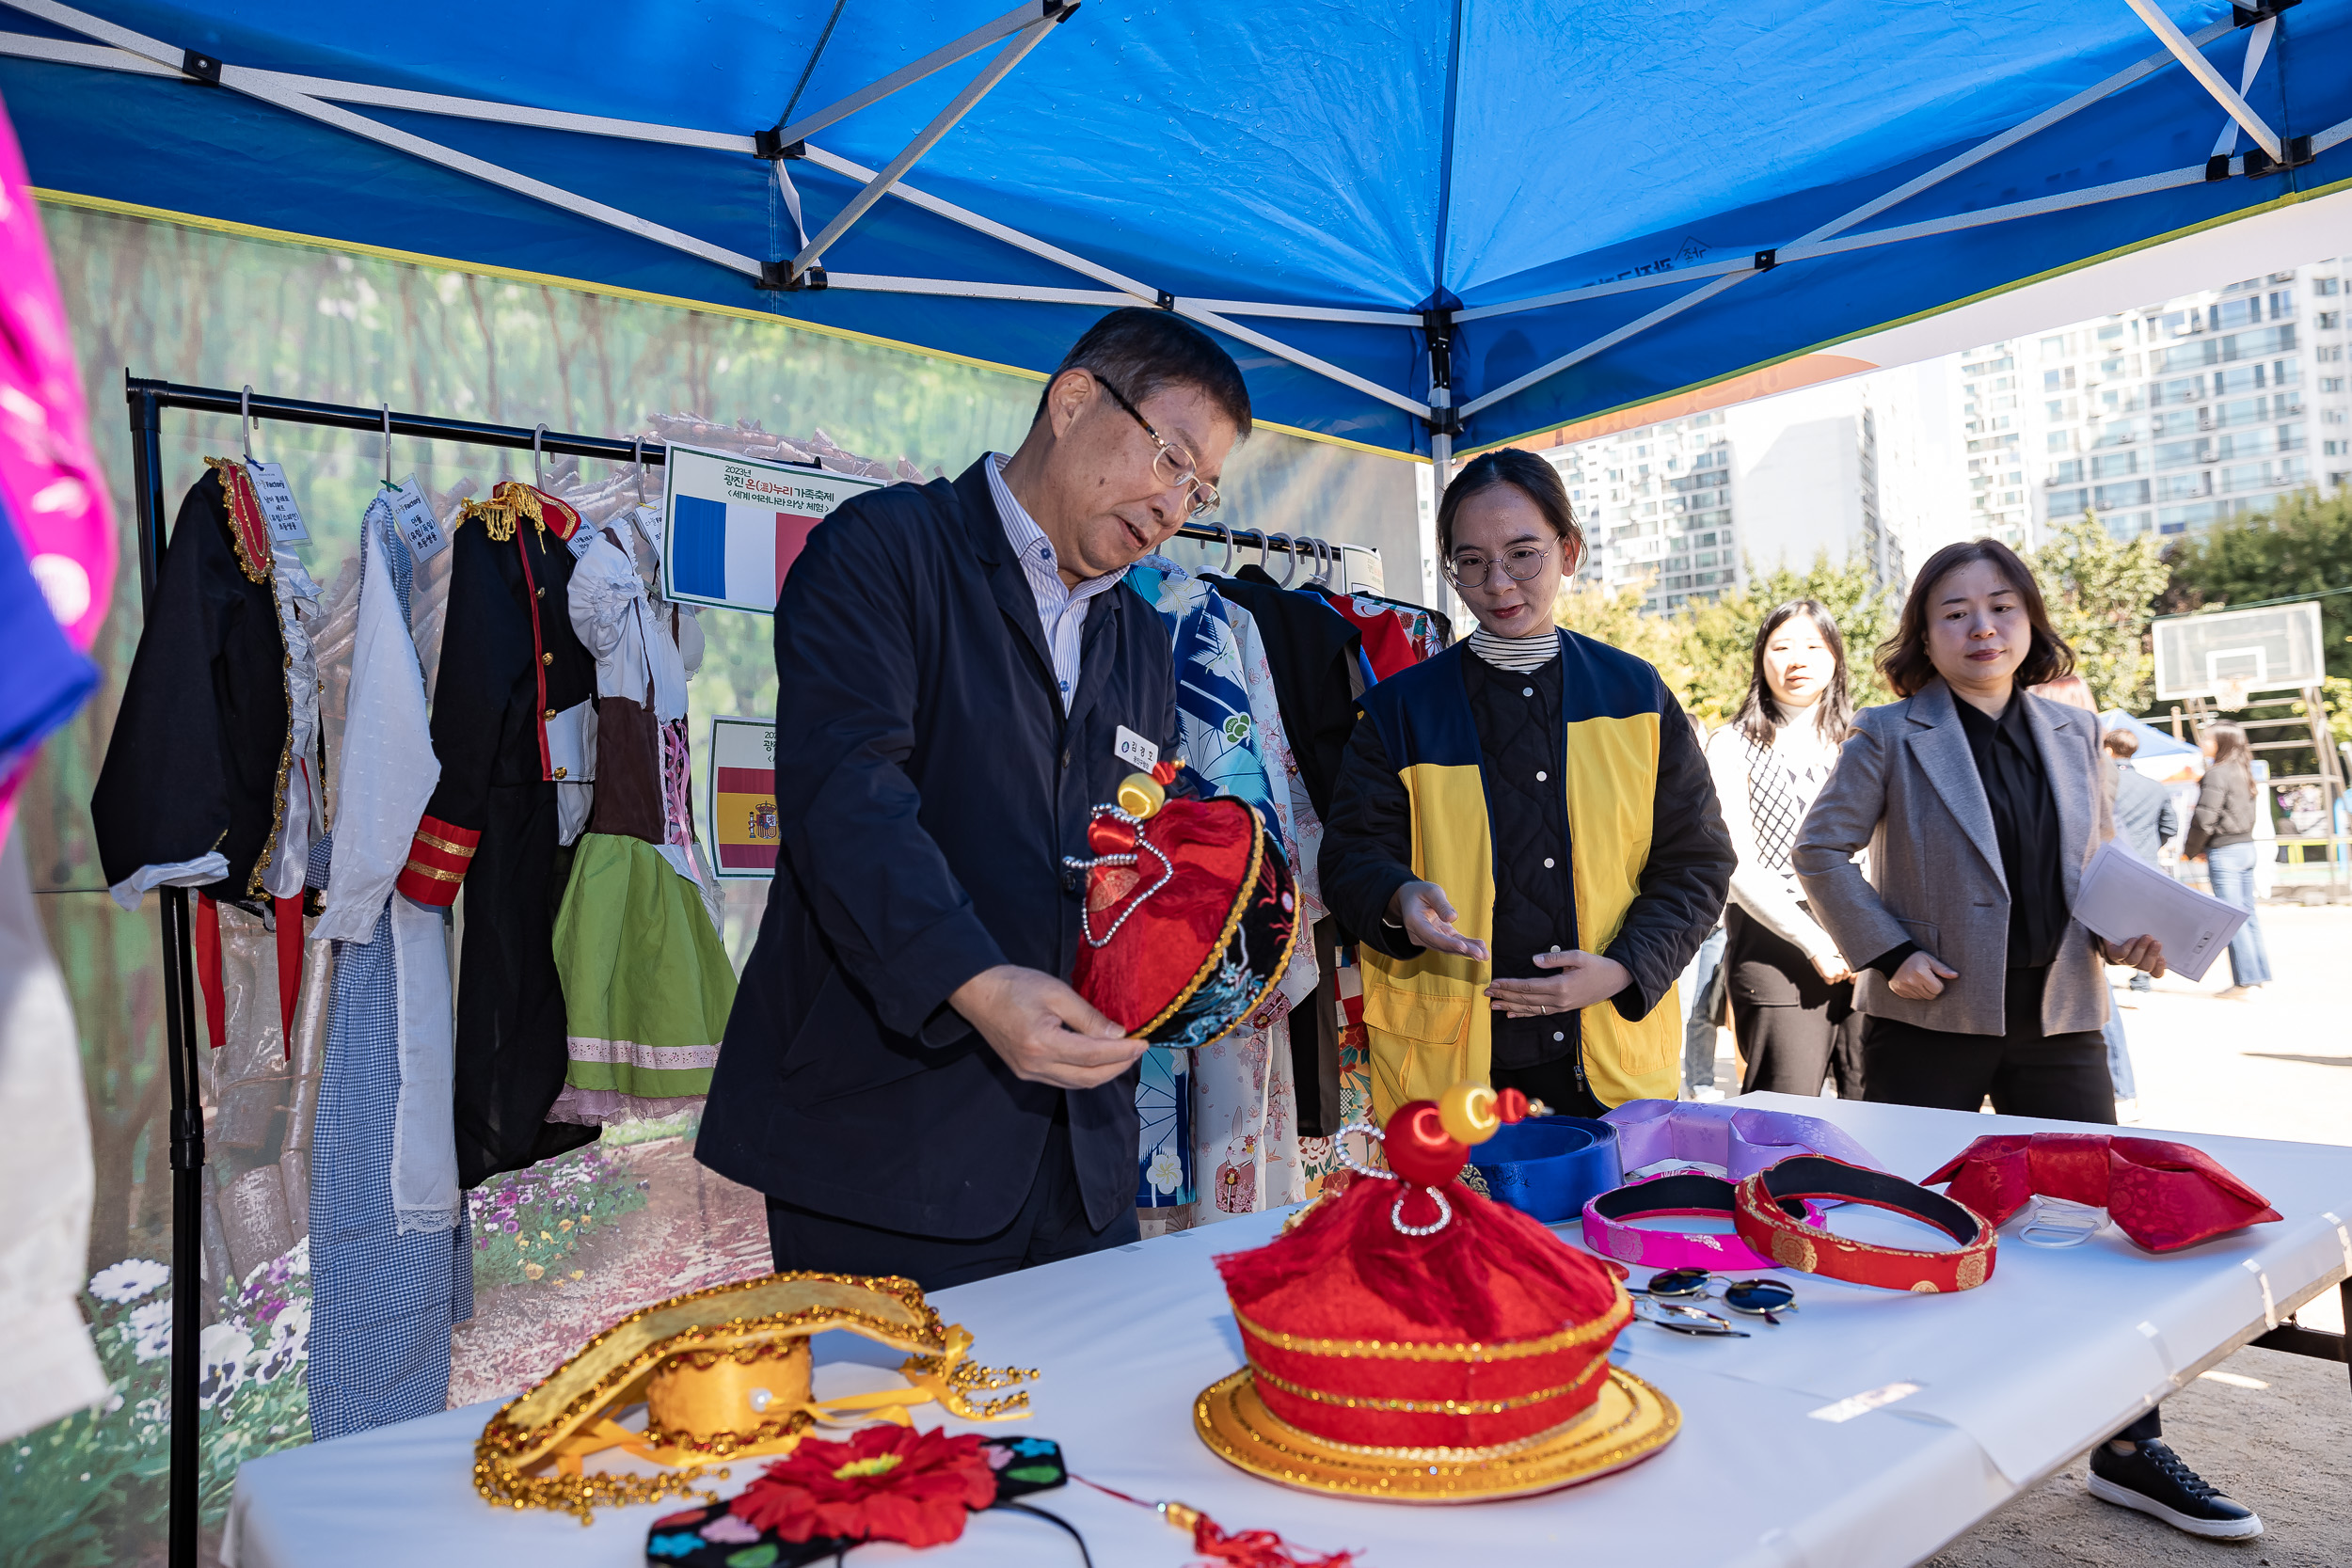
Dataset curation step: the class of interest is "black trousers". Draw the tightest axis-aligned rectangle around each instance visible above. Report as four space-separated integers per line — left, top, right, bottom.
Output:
1860 963 2116 1123
1724 906 1866 1099
1491 1056 1608 1120
764 1099 1137 1292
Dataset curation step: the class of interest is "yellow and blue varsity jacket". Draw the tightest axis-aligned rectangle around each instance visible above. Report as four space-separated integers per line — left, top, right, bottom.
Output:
1323 629 1732 1118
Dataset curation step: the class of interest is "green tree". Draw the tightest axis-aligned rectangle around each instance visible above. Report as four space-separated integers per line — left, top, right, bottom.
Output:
2027 512 2171 711
1552 578 1692 696
2163 487 2352 686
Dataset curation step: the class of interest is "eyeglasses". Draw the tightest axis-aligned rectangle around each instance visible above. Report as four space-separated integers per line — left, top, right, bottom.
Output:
1631 1296 1750 1338
1444 544 1551 588
1092 373 1222 519
1645 1269 1798 1325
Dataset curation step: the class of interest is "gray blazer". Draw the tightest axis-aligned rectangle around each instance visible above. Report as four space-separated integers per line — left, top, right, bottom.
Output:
1793 677 2114 1037
2111 761 2178 863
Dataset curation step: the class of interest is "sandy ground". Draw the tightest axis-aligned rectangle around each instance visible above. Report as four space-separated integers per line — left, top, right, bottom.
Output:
1708 905 2352 1567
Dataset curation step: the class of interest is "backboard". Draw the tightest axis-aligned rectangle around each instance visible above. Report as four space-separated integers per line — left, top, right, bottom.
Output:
2152 601 2326 701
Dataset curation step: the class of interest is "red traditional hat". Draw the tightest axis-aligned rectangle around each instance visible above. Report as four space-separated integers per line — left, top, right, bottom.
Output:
1065 764 1298 1048
1195 1087 1679 1502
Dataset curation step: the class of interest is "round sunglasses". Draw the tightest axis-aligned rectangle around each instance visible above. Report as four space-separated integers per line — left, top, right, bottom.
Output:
1644 1268 1798 1324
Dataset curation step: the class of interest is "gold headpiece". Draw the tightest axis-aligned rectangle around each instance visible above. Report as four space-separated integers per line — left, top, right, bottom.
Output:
473 1272 1037 1522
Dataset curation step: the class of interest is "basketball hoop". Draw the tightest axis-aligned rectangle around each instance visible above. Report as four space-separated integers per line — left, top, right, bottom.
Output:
2212 676 2252 712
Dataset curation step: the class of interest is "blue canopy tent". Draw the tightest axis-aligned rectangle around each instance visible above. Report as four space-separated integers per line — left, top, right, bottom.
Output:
1 0 2347 468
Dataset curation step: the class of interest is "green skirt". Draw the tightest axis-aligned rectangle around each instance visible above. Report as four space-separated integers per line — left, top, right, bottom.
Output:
549 832 737 1125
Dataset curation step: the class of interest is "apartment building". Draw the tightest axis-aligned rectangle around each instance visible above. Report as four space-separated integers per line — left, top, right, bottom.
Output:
1521 363 1956 613
1960 258 2349 546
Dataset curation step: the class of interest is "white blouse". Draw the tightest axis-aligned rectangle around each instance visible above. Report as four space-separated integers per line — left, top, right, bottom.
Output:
1703 714 1848 965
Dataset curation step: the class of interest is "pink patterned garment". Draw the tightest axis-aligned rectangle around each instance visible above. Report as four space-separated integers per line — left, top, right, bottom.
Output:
0 94 118 841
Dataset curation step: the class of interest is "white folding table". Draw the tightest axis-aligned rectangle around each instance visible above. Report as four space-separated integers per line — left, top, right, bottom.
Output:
224 1095 2352 1568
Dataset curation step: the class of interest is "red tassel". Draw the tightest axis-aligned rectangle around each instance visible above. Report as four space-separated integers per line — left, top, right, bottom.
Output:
1073 1477 1356 1568
1187 1513 1359 1568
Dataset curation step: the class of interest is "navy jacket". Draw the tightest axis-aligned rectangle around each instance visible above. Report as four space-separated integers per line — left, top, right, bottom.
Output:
695 460 1176 1238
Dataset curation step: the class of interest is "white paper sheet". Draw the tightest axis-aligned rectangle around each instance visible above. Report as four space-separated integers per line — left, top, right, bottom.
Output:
2069 841 2248 984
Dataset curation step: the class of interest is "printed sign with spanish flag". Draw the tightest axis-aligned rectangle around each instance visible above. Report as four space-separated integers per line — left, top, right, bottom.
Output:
708 717 779 879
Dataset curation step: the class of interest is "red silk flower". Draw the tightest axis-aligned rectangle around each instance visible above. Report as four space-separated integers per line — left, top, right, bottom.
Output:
729 1425 998 1547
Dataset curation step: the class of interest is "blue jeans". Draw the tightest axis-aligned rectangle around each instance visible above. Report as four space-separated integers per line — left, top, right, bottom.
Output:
1679 926 1727 1091
2100 1006 2137 1100
2205 840 2274 987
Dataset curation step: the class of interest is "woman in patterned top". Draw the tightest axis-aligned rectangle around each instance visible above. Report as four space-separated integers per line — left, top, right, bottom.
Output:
1702 600 1862 1098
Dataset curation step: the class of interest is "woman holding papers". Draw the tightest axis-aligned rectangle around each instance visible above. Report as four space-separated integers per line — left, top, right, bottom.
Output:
1791 538 2162 1117
1792 540 2261 1544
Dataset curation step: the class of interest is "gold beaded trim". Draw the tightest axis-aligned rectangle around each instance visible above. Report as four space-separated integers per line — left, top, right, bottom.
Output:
1248 1347 1609 1414
1246 1380 1602 1462
1233 1284 1629 1362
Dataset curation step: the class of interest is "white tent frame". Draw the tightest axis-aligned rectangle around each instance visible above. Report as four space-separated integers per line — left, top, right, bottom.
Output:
8 0 2345 473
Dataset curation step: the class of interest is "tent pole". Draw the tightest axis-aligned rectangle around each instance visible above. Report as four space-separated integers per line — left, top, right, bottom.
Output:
2122 0 2284 160
768 0 1058 150
787 10 1066 278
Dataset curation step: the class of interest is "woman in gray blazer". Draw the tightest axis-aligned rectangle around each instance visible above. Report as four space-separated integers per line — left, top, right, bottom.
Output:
1793 539 2162 1114
1793 540 2258 1544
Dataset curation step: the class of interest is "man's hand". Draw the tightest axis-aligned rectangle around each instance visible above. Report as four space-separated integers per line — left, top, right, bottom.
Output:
1389 880 1489 961
949 965 1147 1089
1887 950 1959 1001
1485 950 1631 1018
2101 934 2167 978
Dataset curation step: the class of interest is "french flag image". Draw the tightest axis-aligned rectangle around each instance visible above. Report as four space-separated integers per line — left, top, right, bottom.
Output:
667 494 819 610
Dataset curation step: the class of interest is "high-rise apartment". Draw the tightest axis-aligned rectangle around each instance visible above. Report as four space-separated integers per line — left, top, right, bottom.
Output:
1519 362 1957 613
1961 258 2348 546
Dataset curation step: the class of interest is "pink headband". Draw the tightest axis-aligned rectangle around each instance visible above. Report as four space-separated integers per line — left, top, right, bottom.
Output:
1602 1100 1883 1181
1581 1168 1826 1272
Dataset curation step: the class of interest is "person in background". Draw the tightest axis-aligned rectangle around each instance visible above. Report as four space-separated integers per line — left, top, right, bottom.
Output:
2103 726 2178 990
1677 703 1731 1103
1796 539 2256 1542
1704 601 1862 1098
2185 721 2270 1000
1323 449 1732 1120
2031 676 2143 1118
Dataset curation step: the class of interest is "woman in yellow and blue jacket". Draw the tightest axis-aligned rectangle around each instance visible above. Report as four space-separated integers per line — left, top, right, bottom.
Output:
1324 450 1733 1121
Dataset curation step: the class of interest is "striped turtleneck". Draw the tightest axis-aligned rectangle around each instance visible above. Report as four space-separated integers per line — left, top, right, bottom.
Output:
1467 626 1561 673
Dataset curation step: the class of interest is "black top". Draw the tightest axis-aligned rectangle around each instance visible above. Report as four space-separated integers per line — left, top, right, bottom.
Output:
1466 647 1581 1069
1202 565 1362 827
1956 693 2069 968
695 460 1179 1239
92 468 291 912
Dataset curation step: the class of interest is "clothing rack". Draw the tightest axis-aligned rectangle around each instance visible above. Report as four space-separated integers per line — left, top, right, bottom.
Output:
119 374 1401 1566
122 375 677 1568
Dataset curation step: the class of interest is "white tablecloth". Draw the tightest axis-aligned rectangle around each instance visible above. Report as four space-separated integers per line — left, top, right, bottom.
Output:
225 1096 2352 1568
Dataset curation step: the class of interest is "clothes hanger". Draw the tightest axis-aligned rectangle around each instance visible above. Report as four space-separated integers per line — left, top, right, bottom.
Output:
1270 532 1300 587
1214 519 1235 575
380 403 394 488
634 435 647 507
241 384 256 464
532 422 548 490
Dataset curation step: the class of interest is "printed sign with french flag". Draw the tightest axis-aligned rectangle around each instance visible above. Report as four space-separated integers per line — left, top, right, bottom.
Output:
660 443 882 613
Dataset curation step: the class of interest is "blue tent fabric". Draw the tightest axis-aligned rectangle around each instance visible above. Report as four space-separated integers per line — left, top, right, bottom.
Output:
3 0 2346 454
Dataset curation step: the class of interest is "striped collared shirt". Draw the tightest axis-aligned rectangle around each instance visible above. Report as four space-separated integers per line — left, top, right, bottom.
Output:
987 452 1130 713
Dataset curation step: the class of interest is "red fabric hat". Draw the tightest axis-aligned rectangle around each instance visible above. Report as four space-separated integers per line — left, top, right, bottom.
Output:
1923 1132 2282 1253
1067 780 1297 1048
1213 1171 1630 1452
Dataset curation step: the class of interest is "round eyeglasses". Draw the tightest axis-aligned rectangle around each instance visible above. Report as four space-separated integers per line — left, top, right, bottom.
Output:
1093 372 1222 518
1645 1268 1798 1324
1444 544 1551 588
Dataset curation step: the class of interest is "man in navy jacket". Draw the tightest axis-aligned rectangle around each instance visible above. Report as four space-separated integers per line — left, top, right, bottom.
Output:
696 310 1249 1288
